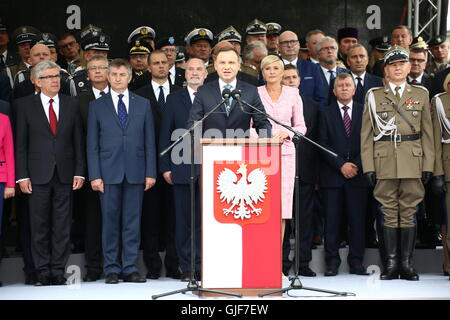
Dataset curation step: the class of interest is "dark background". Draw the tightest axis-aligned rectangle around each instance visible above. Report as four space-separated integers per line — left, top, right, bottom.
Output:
1 0 447 58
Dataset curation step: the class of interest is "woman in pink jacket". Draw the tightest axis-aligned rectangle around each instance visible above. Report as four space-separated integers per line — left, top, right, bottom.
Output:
0 113 15 287
253 55 307 267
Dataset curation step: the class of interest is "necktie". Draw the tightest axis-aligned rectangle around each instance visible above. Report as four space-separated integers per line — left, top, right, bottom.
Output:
354 77 363 103
49 98 57 135
224 84 232 116
0 55 5 68
158 85 166 112
411 79 418 84
395 86 401 101
117 94 127 128
328 70 335 84
342 105 351 137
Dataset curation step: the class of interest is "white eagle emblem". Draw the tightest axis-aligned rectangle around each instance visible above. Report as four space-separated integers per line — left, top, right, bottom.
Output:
217 164 267 220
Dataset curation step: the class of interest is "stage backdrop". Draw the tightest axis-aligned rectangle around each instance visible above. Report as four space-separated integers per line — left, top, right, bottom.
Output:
2 0 441 59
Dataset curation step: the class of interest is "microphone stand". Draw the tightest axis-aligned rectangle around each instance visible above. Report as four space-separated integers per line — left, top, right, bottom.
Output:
231 92 353 298
152 90 242 299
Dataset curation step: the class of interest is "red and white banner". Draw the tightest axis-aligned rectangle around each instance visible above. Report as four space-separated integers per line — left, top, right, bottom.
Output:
201 141 281 289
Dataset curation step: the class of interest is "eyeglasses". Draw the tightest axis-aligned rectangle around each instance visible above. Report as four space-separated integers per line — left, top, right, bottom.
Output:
60 41 77 50
39 74 60 80
88 66 109 71
319 46 337 52
279 40 299 46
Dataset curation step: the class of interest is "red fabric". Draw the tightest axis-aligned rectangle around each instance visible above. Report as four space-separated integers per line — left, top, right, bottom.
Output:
0 114 15 187
49 98 57 135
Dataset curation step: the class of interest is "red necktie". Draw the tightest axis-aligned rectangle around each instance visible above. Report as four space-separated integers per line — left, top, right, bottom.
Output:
411 79 418 84
49 98 57 135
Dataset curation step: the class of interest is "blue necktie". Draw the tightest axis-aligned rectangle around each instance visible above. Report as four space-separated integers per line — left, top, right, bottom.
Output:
158 86 166 113
117 94 127 128
328 70 335 84
224 84 232 116
354 76 364 103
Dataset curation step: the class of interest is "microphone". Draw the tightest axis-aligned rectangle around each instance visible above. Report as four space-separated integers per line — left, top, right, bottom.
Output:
230 89 246 112
222 88 231 105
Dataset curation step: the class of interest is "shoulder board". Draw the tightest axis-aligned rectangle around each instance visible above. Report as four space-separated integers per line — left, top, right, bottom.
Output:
410 84 429 94
432 91 449 100
366 86 384 94
60 68 70 75
14 70 27 84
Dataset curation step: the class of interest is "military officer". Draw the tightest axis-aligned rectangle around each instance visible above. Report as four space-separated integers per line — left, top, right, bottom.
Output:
266 22 282 55
217 26 242 55
0 19 20 87
426 35 450 77
185 28 213 66
361 46 435 281
127 26 156 50
128 39 152 91
430 90 450 281
72 26 110 94
175 46 187 69
245 19 267 46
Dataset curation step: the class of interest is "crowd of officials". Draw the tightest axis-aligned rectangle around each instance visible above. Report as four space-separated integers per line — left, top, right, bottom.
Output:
0 17 450 286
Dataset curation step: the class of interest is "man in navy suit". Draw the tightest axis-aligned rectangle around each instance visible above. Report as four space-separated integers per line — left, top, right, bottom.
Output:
87 59 157 284
159 58 207 281
347 44 384 105
278 31 327 108
188 46 271 137
407 48 433 94
316 36 350 106
318 73 369 276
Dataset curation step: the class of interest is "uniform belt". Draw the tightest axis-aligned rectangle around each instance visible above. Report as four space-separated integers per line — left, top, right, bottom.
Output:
378 133 421 142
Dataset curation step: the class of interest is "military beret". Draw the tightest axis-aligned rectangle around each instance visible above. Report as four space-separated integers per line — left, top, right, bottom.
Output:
384 45 409 65
156 36 177 49
428 35 447 47
217 26 242 43
246 19 267 35
35 32 58 48
80 31 110 51
129 39 152 55
185 28 213 46
266 22 282 36
175 46 186 62
299 37 308 51
337 27 359 42
410 36 428 50
127 26 156 44
12 26 40 45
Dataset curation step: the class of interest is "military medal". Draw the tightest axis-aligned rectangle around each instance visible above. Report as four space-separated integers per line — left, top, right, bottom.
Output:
381 112 388 119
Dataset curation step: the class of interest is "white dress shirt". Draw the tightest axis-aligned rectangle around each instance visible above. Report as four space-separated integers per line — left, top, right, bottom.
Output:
351 72 366 87
187 86 197 104
151 80 170 101
40 93 60 121
408 73 424 84
110 88 129 113
388 81 406 98
92 86 109 100
337 100 353 120
169 65 176 85
282 57 298 67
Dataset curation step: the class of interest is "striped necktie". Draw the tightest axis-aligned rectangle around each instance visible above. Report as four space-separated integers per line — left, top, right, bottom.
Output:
342 105 351 137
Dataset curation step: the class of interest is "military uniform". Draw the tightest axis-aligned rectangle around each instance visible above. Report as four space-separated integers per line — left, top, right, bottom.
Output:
266 22 281 55
128 39 152 91
426 35 450 77
430 91 450 278
361 47 434 281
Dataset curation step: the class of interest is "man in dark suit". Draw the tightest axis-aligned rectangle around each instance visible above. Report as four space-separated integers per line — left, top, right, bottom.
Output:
135 50 181 280
318 73 369 276
159 58 208 281
278 30 327 107
316 36 350 106
15 61 85 286
408 48 433 94
76 54 110 282
156 36 185 87
347 44 384 105
281 64 320 277
188 46 272 137
87 58 157 284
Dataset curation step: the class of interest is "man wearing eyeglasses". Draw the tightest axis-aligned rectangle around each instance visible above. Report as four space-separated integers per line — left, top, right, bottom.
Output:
15 60 85 286
156 36 185 87
57 33 81 76
278 30 327 107
408 48 432 94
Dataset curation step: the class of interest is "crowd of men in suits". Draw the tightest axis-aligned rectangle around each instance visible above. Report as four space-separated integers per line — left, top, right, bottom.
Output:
0 17 450 286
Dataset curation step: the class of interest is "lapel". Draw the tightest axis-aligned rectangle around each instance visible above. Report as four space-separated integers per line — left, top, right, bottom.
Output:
211 80 226 114
125 92 137 130
34 94 53 136
383 84 397 105
398 83 412 107
349 102 362 137
56 94 68 136
181 88 192 111
229 80 242 114
104 92 122 129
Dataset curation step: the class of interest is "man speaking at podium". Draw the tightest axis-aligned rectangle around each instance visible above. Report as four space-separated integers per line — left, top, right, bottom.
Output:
187 46 272 138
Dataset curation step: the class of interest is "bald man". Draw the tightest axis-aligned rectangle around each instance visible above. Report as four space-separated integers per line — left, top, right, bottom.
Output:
278 30 327 107
13 43 75 99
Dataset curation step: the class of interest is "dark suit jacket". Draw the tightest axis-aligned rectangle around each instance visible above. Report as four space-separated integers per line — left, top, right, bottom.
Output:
134 82 181 135
318 101 368 188
408 73 433 97
296 59 328 108
206 71 258 86
187 79 272 137
171 66 186 87
298 94 320 184
87 91 157 184
353 72 384 105
432 66 450 98
15 94 86 184
318 66 350 105
0 74 11 102
159 88 193 184
77 89 96 135
0 99 11 117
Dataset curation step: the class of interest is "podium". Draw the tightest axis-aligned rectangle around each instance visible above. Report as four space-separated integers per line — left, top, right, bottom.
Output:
200 138 282 296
